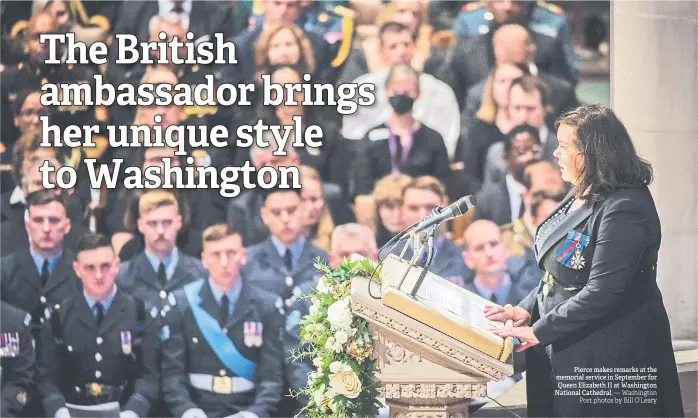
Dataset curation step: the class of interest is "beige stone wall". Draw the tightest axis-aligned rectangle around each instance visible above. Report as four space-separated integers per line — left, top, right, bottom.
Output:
610 1 698 341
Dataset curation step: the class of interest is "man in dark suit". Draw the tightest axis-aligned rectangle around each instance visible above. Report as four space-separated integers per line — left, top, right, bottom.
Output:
283 223 379 415
116 190 207 320
385 176 473 285
1 191 81 336
444 23 569 109
243 186 328 308
161 224 284 418
36 233 161 418
473 127 541 226
0 301 35 418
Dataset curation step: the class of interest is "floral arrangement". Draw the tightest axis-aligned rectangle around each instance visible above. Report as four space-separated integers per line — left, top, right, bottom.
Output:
291 258 384 417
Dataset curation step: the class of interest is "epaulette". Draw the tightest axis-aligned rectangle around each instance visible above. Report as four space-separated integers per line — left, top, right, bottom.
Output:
10 20 27 38
330 6 354 68
462 1 486 13
537 1 564 15
332 5 356 18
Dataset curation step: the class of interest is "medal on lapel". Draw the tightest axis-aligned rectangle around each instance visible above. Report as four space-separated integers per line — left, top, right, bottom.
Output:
255 322 263 347
121 330 132 355
244 322 253 347
555 229 591 270
0 333 7 357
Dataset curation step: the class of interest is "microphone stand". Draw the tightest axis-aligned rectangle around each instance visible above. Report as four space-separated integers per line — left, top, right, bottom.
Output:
394 206 443 294
410 224 438 298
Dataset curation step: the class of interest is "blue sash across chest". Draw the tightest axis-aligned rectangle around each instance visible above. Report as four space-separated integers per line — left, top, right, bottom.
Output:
183 280 256 381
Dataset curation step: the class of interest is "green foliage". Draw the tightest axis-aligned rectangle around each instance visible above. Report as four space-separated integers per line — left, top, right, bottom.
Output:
290 258 384 417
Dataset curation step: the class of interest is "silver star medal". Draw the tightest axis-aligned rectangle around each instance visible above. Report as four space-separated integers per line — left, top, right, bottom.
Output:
571 249 586 270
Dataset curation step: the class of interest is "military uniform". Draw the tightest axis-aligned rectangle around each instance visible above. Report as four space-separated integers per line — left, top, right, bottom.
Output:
500 217 535 258
243 236 328 308
0 302 35 418
453 1 579 84
115 249 208 320
36 288 161 417
0 249 81 337
161 278 284 418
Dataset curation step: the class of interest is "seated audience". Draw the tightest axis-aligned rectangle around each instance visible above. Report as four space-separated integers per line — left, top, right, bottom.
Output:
473 125 542 226
459 62 529 188
386 176 471 286
483 76 566 184
370 174 413 247
453 0 579 85
36 233 161 418
299 166 355 251
243 184 328 308
462 24 578 130
115 190 208 319
353 64 451 200
161 224 284 418
445 21 570 108
339 0 444 85
343 22 460 159
1 191 81 337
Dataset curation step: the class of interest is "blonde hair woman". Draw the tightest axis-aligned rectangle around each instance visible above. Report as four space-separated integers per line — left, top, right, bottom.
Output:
298 166 334 251
461 62 529 187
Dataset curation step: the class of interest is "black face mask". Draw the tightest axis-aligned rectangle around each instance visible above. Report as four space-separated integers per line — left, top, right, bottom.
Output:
389 94 415 115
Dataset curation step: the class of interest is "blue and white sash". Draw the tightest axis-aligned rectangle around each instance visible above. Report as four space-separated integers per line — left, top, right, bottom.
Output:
183 280 256 381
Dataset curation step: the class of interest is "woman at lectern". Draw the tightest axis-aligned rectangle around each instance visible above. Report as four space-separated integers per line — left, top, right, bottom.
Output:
485 105 684 417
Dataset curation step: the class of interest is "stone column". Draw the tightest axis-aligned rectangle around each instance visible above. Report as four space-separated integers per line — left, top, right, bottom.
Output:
610 1 698 344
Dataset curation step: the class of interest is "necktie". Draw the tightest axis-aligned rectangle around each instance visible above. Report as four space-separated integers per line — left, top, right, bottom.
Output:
220 295 229 327
490 293 498 305
171 2 184 13
94 302 105 327
158 262 167 287
40 259 50 288
518 195 526 218
284 248 293 272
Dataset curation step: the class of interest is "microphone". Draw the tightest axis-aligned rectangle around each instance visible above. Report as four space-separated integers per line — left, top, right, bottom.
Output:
405 194 476 238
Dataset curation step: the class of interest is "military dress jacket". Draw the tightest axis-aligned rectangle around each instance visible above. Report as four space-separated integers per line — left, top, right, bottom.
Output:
0 302 35 417
1 249 81 334
161 278 284 418
36 289 161 417
519 186 684 417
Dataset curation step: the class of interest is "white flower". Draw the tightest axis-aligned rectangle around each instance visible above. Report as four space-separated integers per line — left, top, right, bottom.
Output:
316 277 330 293
327 298 353 331
313 389 325 405
325 337 336 351
329 361 344 373
313 357 323 368
309 305 320 317
329 368 362 399
335 330 349 345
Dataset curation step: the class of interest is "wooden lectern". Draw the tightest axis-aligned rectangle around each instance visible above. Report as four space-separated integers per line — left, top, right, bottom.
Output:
350 254 515 417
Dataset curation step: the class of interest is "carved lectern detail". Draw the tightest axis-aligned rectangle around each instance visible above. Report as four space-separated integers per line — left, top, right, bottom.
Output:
353 302 507 381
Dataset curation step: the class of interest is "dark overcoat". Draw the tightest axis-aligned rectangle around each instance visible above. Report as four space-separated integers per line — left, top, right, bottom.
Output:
519 186 684 417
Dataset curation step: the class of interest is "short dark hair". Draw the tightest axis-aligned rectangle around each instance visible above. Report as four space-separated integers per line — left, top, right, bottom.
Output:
76 233 112 255
530 191 566 219
26 190 67 211
509 75 550 107
260 181 302 206
504 123 540 155
379 21 417 43
555 105 653 200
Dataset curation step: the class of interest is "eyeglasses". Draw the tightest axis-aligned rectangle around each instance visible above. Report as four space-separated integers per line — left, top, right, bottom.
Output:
19 108 49 117
512 145 542 156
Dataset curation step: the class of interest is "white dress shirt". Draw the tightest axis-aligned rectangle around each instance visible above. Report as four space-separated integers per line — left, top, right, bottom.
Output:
505 174 526 222
158 0 192 31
